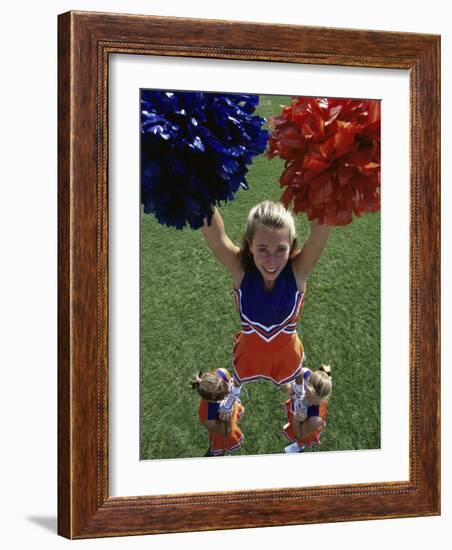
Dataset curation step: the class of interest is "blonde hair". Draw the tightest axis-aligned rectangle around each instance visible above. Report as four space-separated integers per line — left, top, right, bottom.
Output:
191 370 230 402
239 200 297 271
308 364 332 402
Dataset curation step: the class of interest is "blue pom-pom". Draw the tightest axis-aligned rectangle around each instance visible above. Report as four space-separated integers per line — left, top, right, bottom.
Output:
140 91 268 229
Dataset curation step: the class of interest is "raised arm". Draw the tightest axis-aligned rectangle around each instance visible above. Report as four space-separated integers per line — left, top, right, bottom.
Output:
291 220 331 287
201 207 242 278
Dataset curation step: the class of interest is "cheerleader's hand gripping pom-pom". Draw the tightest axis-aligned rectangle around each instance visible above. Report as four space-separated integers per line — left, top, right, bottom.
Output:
219 393 237 419
141 91 268 230
219 384 241 420
268 97 381 226
292 395 308 422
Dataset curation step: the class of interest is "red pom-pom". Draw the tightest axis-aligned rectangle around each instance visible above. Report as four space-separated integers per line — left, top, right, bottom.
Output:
268 97 381 226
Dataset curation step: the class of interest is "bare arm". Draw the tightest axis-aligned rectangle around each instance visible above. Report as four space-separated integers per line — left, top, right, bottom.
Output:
292 220 331 288
201 207 242 278
202 419 231 437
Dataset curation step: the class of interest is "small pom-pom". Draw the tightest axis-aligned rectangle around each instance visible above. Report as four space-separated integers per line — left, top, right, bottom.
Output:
268 97 381 226
141 91 268 229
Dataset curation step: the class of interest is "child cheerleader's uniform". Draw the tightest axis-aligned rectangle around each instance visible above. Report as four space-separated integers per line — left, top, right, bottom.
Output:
198 399 245 456
232 263 305 386
282 396 328 448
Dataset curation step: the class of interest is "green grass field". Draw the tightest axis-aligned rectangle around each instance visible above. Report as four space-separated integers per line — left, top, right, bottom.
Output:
140 95 380 460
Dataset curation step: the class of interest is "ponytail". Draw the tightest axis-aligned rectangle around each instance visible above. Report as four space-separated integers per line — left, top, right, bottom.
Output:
309 364 333 401
319 364 332 377
190 370 203 390
191 371 230 401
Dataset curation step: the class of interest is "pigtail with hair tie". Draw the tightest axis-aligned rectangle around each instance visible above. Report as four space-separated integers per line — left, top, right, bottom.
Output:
319 364 332 377
190 370 204 390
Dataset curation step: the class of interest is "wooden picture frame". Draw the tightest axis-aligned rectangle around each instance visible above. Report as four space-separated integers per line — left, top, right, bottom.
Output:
58 11 440 539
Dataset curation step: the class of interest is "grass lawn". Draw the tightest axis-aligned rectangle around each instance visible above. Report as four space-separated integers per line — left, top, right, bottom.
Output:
140 94 380 459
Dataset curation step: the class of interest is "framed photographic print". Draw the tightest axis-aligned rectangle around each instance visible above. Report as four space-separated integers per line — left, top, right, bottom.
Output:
58 11 440 538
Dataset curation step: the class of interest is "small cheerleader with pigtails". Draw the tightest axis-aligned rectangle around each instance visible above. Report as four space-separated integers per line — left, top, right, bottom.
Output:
191 368 245 457
283 364 332 453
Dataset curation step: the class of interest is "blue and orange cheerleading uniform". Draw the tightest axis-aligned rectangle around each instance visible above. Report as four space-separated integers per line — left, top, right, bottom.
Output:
198 399 245 456
232 262 305 386
282 396 327 448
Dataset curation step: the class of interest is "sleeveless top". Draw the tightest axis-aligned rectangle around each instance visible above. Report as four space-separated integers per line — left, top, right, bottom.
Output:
233 263 304 343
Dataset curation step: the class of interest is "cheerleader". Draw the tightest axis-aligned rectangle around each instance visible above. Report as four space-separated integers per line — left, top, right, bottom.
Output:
191 368 245 457
201 201 330 419
283 364 332 453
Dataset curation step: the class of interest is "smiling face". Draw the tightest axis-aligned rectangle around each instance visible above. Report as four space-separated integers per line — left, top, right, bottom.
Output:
249 224 292 289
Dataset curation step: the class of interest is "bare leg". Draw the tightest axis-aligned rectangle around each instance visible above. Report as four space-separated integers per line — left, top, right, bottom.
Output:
298 416 325 440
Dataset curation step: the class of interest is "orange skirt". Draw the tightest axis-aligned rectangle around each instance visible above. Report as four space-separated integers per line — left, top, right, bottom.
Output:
232 331 305 386
199 400 245 455
282 398 327 448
